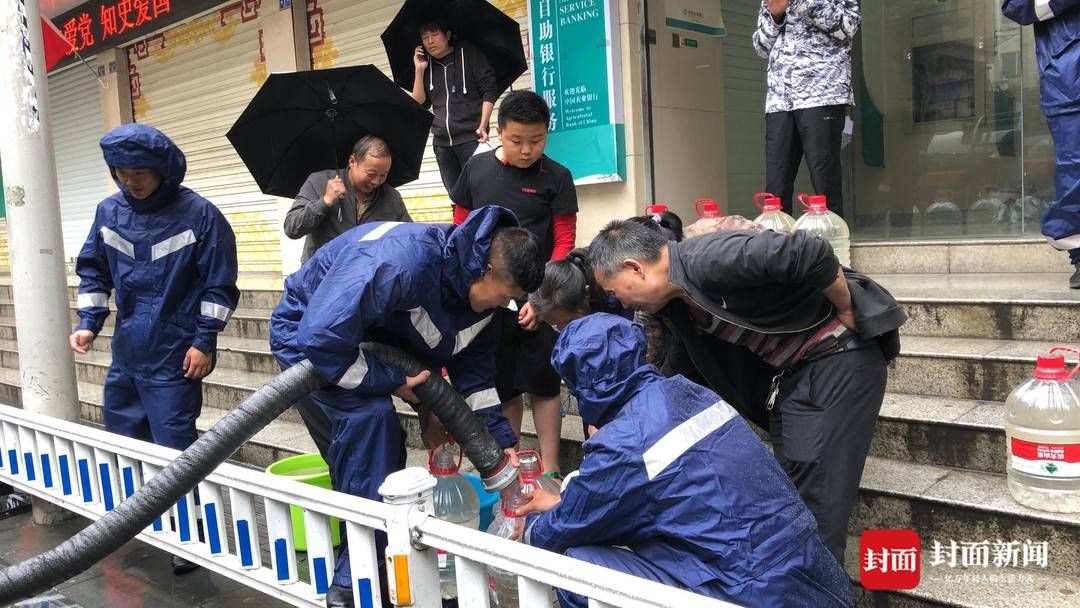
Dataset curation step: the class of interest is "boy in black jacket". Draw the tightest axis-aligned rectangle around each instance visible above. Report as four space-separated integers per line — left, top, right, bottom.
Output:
409 19 498 193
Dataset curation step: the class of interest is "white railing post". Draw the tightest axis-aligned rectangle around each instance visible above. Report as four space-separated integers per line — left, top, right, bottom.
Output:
379 468 441 607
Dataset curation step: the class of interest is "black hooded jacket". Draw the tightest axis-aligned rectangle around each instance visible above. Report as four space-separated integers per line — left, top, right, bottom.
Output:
423 42 498 147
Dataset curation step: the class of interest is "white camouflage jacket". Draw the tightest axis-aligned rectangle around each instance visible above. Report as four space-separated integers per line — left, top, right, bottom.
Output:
752 0 860 113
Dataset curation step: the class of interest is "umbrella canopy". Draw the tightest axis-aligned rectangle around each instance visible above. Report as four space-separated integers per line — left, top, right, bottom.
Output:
226 65 434 198
381 0 527 96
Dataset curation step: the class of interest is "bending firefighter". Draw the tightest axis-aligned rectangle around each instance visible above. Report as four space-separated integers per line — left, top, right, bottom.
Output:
269 207 543 608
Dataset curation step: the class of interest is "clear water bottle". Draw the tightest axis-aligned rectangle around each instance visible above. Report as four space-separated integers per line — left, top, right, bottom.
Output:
517 450 562 495
967 185 1005 235
430 445 481 600
793 193 850 267
486 486 528 608
1005 348 1080 513
752 192 796 233
684 199 726 238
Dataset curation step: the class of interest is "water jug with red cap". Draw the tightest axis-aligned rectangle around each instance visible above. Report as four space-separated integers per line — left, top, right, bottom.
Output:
752 192 796 233
684 198 726 238
1005 348 1080 512
793 193 850 266
644 203 669 216
430 444 481 600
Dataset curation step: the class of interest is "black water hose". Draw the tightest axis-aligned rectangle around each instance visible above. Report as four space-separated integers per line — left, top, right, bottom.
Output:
0 359 325 604
361 342 512 487
0 343 515 603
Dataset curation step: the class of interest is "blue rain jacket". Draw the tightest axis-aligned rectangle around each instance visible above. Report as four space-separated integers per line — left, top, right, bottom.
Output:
269 207 518 448
524 314 852 607
1002 0 1080 118
1003 1 1080 248
74 124 240 383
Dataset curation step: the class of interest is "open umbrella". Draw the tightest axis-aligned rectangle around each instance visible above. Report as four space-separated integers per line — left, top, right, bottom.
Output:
381 0 527 96
226 65 434 198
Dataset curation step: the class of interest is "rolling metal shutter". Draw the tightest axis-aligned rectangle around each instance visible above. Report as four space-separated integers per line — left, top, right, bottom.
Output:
126 1 280 273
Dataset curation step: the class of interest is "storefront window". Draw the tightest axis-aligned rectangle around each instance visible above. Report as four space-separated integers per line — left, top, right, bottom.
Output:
719 0 1052 241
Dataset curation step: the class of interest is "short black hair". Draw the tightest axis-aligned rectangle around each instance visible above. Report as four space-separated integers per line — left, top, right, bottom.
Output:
627 210 684 242
498 90 550 129
419 19 452 38
489 227 544 292
587 220 667 278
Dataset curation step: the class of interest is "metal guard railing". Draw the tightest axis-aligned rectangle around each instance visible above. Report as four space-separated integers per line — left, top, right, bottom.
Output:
0 404 738 608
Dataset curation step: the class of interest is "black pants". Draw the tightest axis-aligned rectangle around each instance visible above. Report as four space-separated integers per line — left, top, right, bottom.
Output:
765 105 846 217
769 345 887 563
434 140 480 193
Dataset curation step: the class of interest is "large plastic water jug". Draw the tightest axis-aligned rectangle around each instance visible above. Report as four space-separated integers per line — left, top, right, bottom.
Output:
752 192 796 233
967 186 1005 235
644 203 669 216
430 445 481 600
684 199 727 238
793 194 850 267
1005 348 1080 513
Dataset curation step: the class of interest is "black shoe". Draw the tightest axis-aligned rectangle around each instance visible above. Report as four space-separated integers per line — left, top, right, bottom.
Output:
171 554 201 575
1071 266 1080 289
325 584 354 608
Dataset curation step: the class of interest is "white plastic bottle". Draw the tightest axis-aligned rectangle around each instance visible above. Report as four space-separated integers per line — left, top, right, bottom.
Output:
430 446 481 601
793 193 851 267
1005 349 1080 513
517 450 562 494
486 487 528 607
752 192 796 233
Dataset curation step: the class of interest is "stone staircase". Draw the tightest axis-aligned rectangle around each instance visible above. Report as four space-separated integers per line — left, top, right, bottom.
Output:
1 238 1078 607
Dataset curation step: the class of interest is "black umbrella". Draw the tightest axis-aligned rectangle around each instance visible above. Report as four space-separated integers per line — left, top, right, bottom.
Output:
381 0 527 97
226 65 434 198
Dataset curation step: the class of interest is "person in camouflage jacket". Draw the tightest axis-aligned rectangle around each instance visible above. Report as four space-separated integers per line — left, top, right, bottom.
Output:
753 0 860 217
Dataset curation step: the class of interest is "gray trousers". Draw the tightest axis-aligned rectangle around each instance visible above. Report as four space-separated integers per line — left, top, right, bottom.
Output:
769 344 887 562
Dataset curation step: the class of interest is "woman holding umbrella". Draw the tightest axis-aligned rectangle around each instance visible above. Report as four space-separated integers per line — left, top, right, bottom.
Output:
409 18 499 193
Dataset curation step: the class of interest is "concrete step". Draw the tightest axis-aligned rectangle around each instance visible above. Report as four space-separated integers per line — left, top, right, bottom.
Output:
852 238 1073 275
845 536 1080 607
873 394 1004 474
888 336 1077 402
24 273 1080 345
0 280 287 311
0 336 1019 473
20 326 1063 405
876 273 1080 342
852 456 1080 578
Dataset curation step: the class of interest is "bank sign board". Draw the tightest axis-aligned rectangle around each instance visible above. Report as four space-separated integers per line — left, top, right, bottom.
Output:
529 0 625 184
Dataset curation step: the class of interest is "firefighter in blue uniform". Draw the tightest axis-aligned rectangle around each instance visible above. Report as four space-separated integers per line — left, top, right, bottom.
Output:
518 314 853 608
70 123 239 574
1003 0 1080 287
269 206 543 608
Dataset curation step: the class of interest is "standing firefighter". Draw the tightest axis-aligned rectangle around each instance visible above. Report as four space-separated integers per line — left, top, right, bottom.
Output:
69 124 239 574
1002 0 1080 287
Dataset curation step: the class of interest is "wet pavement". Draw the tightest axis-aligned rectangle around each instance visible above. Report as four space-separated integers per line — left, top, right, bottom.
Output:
0 511 291 608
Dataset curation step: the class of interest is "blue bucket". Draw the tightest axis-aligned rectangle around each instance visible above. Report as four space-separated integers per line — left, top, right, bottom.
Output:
462 472 499 531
